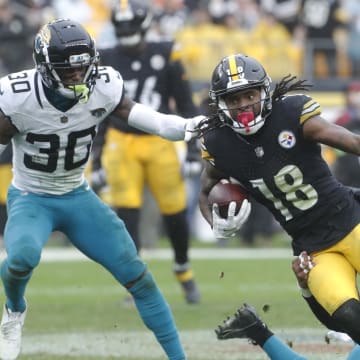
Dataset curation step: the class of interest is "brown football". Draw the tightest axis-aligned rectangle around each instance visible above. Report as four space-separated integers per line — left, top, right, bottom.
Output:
208 181 249 218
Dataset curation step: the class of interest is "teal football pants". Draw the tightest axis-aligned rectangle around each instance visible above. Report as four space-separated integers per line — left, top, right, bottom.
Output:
1 182 186 359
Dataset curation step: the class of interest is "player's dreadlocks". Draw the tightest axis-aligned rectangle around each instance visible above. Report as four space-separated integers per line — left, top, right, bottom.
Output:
272 74 312 102
195 74 312 138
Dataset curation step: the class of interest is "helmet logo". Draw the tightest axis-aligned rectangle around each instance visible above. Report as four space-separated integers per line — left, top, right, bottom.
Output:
34 25 51 54
278 131 296 149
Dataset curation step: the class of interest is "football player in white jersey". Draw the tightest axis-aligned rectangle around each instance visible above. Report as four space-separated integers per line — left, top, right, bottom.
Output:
0 18 201 360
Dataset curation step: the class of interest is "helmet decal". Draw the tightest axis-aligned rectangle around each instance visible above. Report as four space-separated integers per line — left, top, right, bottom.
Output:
227 55 246 86
34 24 51 56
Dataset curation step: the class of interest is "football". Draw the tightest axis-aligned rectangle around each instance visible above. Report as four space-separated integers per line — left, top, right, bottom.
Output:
208 180 249 218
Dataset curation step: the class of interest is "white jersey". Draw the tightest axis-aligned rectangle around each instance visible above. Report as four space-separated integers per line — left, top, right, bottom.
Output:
0 66 124 195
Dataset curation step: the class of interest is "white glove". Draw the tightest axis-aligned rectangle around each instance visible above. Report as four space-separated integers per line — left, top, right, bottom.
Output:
212 199 251 239
184 115 207 142
90 168 107 194
182 160 202 178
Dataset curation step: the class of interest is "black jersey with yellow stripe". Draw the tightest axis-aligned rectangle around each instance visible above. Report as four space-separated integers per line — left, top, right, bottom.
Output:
99 40 196 134
202 94 360 255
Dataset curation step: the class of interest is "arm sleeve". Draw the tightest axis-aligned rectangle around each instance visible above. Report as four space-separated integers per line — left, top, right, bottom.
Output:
128 103 187 141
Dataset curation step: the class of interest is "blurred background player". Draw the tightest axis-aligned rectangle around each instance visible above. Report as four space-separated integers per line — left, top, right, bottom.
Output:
0 144 11 243
91 0 201 304
332 81 360 188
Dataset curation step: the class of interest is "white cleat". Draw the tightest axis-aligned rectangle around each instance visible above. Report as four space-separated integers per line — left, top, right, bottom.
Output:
0 303 27 360
326 330 354 344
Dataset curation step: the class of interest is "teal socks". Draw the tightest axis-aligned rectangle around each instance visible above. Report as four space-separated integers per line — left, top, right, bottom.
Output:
263 335 307 360
129 271 187 360
0 260 31 312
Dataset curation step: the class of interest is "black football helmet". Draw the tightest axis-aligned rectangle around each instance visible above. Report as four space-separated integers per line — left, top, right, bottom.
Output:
33 19 99 102
111 0 152 46
209 54 272 135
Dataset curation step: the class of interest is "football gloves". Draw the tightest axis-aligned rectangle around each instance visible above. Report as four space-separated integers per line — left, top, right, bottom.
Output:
182 138 202 178
184 115 207 141
212 199 251 239
182 160 202 178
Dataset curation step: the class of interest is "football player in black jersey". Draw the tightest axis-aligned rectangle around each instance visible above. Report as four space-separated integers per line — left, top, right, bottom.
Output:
196 53 360 349
91 0 201 304
0 144 11 239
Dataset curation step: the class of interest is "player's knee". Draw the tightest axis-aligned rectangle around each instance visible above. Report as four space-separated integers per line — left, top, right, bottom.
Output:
127 271 157 297
7 241 41 273
332 298 360 343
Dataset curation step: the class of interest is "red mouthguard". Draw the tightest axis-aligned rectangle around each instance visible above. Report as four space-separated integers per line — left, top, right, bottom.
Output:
236 112 254 133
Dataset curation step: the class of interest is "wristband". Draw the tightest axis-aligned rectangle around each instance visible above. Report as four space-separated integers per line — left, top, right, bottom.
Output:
297 284 312 298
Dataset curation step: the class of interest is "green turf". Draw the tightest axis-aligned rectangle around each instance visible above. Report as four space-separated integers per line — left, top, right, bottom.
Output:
3 252 352 359
25 257 315 331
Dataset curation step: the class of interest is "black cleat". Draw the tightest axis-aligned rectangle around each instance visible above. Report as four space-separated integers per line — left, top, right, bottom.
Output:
215 303 266 340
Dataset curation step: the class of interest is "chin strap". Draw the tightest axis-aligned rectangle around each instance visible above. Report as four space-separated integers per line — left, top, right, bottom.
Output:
236 111 254 133
68 84 90 104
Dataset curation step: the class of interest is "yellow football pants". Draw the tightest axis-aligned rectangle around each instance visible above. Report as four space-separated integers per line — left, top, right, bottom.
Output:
101 129 186 214
0 164 12 204
309 223 360 315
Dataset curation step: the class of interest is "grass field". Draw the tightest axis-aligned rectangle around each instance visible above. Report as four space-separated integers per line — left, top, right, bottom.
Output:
0 246 355 359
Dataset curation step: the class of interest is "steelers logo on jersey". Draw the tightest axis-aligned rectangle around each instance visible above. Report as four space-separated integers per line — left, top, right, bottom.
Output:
278 130 296 149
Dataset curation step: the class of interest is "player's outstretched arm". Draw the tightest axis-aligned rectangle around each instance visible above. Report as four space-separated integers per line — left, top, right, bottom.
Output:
303 115 360 156
112 95 204 141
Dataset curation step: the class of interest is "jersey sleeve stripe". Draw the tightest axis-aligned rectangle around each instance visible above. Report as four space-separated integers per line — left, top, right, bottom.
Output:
201 141 214 163
300 99 321 124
